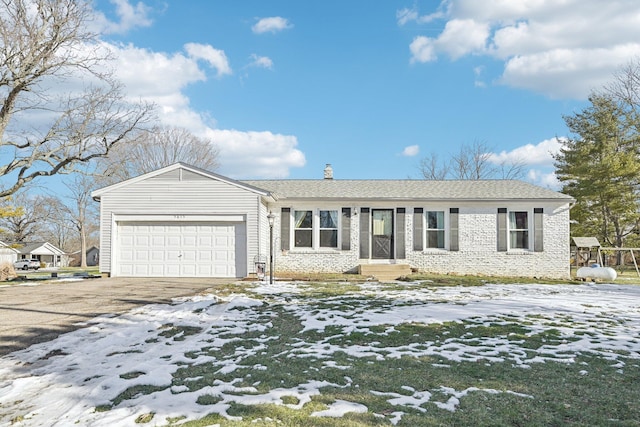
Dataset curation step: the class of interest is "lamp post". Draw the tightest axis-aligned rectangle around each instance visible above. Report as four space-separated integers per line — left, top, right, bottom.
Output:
267 211 275 284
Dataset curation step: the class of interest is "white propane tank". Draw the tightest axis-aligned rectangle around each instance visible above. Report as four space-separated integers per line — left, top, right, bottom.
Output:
576 266 617 281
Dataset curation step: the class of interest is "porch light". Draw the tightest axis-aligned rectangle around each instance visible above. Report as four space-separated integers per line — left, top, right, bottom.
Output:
267 211 276 284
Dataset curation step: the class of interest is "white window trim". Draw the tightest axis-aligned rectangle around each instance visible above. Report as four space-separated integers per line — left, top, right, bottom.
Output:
290 208 341 251
508 209 533 252
425 210 447 250
417 208 450 252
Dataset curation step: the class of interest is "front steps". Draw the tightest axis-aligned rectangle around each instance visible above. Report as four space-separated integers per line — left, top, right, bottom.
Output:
358 264 411 281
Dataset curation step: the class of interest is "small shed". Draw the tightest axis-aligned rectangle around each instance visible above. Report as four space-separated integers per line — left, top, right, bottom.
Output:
572 237 603 267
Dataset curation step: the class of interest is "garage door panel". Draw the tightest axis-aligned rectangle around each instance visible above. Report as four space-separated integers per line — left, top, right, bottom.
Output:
165 263 180 276
149 265 164 276
135 236 149 246
133 264 150 276
166 235 181 246
183 235 197 246
135 250 149 261
198 235 213 246
117 221 246 278
120 250 134 262
182 250 196 262
120 235 134 246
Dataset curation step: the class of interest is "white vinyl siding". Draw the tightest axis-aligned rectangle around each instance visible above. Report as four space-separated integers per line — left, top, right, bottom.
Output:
98 167 264 277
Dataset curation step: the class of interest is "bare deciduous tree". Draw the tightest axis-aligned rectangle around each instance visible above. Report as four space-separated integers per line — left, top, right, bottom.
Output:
60 173 98 267
451 140 494 180
418 140 526 180
606 58 640 110
98 126 220 183
419 152 449 180
0 0 153 197
0 192 49 242
38 195 76 252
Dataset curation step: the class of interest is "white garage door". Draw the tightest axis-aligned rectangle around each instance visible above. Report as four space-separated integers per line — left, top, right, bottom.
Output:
116 222 246 278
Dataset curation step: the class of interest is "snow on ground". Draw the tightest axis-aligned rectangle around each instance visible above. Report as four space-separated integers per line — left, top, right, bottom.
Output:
0 282 639 426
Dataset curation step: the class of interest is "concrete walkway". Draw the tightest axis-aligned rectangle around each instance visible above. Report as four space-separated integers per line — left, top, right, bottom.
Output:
0 277 233 356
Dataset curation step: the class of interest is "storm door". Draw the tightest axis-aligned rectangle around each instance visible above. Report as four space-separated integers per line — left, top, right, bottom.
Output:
371 209 394 259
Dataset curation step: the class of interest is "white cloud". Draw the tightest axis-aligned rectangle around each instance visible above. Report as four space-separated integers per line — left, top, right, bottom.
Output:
474 65 487 87
397 4 448 25
93 0 153 34
249 54 274 70
403 0 640 98
206 129 305 178
401 145 420 157
184 43 232 77
396 7 419 26
436 19 490 59
489 137 564 167
528 169 559 188
252 17 293 34
106 42 303 178
410 36 437 63
487 138 565 188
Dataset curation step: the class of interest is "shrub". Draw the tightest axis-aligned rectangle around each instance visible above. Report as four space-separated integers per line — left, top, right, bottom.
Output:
0 262 17 281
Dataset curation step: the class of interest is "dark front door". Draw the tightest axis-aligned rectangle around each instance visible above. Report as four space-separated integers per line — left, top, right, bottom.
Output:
372 209 394 259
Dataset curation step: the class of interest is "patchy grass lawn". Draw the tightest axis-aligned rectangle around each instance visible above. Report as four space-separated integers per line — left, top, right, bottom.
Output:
1 280 640 426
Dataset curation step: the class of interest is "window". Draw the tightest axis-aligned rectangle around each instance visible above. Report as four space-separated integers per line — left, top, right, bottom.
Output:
426 211 445 248
319 210 338 248
294 210 313 247
292 209 340 249
509 211 529 249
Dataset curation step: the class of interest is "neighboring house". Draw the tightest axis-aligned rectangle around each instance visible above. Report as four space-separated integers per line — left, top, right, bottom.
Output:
92 163 575 279
0 241 19 264
69 246 100 267
16 242 68 268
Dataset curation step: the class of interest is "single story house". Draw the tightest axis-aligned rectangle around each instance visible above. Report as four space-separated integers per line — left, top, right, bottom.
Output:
16 242 68 267
91 163 575 279
0 241 19 264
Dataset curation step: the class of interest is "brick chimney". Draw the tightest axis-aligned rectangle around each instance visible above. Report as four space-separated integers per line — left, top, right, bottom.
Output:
323 163 333 179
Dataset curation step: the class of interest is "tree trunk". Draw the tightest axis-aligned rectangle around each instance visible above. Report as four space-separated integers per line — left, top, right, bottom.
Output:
80 225 87 268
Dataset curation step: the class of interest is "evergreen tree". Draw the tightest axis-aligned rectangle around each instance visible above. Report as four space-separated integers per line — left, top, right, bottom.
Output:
554 94 640 247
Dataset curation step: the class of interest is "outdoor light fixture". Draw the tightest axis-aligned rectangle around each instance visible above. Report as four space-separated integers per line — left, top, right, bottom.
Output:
267 211 275 284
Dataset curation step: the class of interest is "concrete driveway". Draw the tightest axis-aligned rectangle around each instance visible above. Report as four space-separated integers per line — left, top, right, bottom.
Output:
0 277 234 356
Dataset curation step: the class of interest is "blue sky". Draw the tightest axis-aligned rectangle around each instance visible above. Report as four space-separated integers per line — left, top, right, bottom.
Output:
88 0 640 186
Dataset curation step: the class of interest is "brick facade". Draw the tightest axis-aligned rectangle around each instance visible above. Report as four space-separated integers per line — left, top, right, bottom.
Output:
272 203 571 279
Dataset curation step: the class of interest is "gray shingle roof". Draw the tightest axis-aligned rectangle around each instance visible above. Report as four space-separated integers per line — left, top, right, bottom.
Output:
241 179 574 202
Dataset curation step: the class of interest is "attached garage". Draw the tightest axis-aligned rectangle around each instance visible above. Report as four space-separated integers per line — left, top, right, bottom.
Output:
92 163 271 279
115 221 247 278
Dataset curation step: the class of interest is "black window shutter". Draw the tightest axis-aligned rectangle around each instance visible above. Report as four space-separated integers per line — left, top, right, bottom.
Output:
360 208 370 258
341 208 351 250
497 208 507 252
534 208 544 252
396 208 406 259
280 208 290 251
450 208 459 251
413 208 423 251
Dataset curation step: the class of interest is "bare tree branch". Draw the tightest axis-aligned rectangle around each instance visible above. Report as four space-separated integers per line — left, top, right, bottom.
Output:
98 125 220 184
419 152 449 180
419 140 526 180
0 0 154 197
